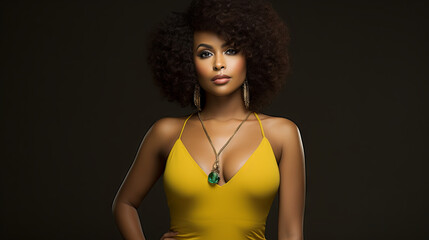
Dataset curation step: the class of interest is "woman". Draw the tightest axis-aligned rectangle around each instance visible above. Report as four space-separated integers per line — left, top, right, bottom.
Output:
112 0 306 239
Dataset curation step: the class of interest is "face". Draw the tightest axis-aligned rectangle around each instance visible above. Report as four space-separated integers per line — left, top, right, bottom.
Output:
193 31 246 97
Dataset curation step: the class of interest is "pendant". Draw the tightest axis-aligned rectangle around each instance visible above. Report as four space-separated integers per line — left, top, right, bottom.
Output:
208 171 220 184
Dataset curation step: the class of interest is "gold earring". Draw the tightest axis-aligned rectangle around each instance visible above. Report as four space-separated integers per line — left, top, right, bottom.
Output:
194 83 201 111
243 79 250 109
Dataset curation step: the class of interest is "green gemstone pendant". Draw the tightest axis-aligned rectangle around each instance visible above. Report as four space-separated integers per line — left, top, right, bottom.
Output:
208 171 220 184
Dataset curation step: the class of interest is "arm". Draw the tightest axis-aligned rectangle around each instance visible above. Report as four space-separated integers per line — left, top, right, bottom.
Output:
277 119 306 240
112 118 176 240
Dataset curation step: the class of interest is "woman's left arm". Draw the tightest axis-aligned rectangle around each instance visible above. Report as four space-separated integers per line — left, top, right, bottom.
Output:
276 119 306 240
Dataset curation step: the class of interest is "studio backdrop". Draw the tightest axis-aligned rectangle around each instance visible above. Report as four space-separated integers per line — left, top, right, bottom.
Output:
1 1 428 239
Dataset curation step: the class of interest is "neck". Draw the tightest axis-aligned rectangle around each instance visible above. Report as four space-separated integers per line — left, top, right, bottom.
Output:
199 88 251 121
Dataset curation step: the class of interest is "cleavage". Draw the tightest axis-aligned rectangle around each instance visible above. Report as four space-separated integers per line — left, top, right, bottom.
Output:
181 119 263 184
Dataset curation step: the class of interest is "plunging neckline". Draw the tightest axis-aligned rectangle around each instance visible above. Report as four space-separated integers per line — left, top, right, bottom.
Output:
176 136 268 188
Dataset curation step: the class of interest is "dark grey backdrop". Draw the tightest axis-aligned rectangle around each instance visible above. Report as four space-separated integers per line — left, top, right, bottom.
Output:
1 1 428 239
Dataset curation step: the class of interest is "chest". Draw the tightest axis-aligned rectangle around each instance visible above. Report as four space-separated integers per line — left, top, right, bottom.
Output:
164 114 282 187
165 136 279 192
179 128 280 186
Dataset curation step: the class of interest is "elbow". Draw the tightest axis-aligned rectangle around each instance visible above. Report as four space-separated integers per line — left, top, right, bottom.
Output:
111 194 125 216
111 196 137 216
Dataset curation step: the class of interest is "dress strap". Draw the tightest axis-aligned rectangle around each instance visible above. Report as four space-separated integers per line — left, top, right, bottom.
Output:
179 113 194 139
253 112 265 138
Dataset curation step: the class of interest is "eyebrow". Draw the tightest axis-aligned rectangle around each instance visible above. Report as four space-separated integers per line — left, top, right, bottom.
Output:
196 43 229 50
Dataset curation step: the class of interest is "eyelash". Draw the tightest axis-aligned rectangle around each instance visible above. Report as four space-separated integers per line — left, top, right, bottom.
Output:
198 51 212 58
198 48 239 59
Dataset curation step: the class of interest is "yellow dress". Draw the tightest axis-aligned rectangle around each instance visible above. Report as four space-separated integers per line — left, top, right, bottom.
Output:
163 112 280 239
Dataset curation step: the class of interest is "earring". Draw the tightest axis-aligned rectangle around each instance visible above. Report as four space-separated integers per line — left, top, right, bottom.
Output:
243 79 250 109
194 83 202 111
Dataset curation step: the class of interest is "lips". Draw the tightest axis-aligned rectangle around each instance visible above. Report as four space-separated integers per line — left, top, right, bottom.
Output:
212 74 231 84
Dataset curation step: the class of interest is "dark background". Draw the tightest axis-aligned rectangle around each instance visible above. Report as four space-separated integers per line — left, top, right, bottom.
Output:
1 1 428 239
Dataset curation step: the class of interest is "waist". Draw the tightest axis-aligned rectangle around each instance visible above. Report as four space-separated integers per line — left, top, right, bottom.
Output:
169 217 267 240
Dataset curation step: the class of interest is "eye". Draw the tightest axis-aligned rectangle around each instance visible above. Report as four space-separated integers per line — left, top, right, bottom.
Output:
198 50 213 59
225 48 239 55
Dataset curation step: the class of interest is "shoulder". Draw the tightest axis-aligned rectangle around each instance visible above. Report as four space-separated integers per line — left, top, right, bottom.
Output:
147 114 194 157
149 114 192 140
256 113 303 158
256 112 301 137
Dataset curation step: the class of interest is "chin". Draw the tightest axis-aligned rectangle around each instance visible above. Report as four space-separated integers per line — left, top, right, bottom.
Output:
206 86 242 97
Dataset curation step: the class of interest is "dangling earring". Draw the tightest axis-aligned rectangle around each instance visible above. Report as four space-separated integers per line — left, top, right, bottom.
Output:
243 79 250 109
194 83 202 111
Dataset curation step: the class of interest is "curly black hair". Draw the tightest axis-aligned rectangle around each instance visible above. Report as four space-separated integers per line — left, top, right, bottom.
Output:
148 0 290 112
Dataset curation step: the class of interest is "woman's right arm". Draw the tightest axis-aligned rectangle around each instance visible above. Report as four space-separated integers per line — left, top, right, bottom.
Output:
112 118 178 240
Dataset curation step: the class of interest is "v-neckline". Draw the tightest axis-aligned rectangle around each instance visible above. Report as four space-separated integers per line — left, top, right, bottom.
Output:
176 136 267 188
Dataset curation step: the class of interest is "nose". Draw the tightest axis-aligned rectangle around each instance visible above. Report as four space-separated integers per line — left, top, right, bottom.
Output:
213 54 226 71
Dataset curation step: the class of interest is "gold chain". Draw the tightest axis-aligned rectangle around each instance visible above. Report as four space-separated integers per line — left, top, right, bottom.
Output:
197 111 253 173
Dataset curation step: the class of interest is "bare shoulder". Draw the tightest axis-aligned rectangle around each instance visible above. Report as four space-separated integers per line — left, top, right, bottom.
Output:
149 114 192 158
256 113 303 160
149 114 193 141
256 112 301 137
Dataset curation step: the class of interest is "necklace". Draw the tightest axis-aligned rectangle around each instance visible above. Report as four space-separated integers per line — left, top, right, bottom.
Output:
197 111 253 184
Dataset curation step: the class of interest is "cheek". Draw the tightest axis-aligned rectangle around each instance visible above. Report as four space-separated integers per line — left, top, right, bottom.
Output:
194 59 211 77
229 57 246 76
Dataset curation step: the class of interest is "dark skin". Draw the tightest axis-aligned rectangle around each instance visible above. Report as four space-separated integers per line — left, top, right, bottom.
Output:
112 31 306 240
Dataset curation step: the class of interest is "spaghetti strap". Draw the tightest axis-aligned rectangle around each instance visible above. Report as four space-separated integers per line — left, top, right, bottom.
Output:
179 113 194 139
253 112 265 138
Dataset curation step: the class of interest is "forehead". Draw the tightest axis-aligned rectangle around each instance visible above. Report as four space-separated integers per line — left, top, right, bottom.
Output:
193 31 226 46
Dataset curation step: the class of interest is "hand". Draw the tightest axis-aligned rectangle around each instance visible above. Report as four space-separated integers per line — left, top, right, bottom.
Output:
160 230 179 240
